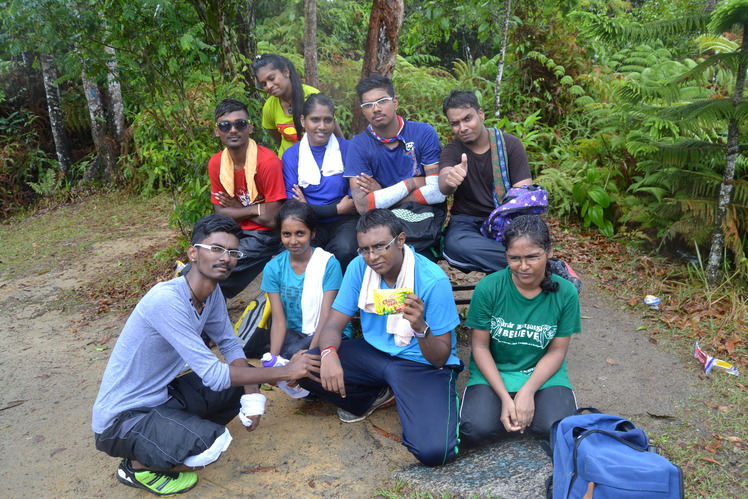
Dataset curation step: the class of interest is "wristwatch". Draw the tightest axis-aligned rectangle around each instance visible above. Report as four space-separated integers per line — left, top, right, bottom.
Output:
413 324 431 339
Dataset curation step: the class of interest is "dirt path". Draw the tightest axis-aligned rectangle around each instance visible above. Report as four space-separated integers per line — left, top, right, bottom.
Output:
0 205 705 498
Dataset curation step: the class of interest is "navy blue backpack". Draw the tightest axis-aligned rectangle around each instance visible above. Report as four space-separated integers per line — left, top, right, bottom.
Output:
548 408 684 499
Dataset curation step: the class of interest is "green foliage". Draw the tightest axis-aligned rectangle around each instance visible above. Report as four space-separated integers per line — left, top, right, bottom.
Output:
392 56 458 140
27 167 61 196
257 0 370 59
0 110 56 217
572 167 615 236
571 5 748 281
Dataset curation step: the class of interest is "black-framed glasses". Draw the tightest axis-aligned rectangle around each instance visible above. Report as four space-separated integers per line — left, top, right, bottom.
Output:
216 119 249 133
193 244 244 259
357 235 398 257
360 96 394 110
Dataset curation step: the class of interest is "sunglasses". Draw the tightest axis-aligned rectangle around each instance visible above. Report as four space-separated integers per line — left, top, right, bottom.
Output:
216 119 249 133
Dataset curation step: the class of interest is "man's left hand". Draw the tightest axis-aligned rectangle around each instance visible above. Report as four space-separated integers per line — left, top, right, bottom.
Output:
244 414 261 432
215 191 242 208
355 173 382 194
291 184 308 203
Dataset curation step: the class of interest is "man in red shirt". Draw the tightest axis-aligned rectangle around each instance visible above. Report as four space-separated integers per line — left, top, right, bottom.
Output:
203 98 286 298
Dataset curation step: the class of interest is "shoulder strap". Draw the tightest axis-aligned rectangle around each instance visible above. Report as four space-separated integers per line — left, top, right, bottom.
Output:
487 127 512 207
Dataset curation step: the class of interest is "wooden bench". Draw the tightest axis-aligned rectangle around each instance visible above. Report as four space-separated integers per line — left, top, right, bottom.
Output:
452 284 475 305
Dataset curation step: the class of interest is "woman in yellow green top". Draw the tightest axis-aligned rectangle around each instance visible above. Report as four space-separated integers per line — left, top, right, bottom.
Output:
253 54 342 158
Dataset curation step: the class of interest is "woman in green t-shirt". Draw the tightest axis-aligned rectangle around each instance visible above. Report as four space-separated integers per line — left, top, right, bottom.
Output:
460 215 581 446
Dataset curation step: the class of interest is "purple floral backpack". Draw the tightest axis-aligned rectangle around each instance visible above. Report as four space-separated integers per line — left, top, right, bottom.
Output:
480 184 549 242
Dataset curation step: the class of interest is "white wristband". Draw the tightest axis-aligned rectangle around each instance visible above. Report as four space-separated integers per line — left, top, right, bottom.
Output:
239 393 267 427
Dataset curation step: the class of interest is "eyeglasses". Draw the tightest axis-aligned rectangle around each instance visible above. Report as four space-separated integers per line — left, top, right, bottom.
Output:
216 119 249 133
507 254 544 265
193 244 244 259
357 235 398 257
360 96 394 110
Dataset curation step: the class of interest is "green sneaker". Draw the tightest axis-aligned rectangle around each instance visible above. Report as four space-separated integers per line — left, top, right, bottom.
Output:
116 459 198 496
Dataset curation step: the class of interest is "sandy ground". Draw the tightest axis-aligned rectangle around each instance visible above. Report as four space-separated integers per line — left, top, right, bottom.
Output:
0 219 705 498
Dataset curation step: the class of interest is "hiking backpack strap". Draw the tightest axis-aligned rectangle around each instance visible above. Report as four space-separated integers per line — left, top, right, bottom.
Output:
488 127 512 207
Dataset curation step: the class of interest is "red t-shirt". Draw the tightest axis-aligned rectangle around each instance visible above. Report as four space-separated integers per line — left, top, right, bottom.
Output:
208 145 286 231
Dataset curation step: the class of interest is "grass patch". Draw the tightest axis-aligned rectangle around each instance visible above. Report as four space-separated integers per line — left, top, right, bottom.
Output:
0 191 175 280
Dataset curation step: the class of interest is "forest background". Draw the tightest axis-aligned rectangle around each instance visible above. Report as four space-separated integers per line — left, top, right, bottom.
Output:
1 0 747 285
0 0 747 496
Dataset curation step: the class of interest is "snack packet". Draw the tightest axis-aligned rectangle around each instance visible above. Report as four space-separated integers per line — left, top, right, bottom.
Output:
644 295 660 310
693 342 739 376
374 288 413 315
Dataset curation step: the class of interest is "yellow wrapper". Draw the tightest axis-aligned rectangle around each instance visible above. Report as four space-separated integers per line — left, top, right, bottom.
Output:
373 288 413 315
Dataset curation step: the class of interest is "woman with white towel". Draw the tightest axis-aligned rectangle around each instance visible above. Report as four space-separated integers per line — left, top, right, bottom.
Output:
260 200 350 360
281 93 358 271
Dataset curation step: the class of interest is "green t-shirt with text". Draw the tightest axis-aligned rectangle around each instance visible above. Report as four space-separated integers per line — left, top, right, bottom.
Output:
465 268 581 392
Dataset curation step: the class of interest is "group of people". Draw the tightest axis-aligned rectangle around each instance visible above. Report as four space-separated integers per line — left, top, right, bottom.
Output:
91 54 582 496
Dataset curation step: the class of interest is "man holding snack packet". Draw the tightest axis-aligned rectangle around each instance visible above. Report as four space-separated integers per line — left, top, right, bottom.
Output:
297 209 463 466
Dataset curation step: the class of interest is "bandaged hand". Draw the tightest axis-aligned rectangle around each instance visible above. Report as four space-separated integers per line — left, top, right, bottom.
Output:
238 393 267 427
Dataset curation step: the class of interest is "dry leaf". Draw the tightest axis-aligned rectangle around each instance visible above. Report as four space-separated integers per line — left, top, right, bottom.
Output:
705 440 721 454
605 357 618 366
371 424 402 442
715 435 743 443
704 402 730 412
701 457 721 465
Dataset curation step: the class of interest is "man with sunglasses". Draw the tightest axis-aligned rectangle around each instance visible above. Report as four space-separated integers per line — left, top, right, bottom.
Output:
93 213 320 496
297 209 463 467
344 75 447 261
201 98 286 298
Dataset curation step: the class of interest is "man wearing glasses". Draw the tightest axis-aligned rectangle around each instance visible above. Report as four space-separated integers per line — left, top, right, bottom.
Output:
297 209 463 467
201 98 286 298
344 75 447 261
92 214 320 496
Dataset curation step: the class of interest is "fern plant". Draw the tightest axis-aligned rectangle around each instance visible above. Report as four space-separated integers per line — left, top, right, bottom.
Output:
573 3 748 282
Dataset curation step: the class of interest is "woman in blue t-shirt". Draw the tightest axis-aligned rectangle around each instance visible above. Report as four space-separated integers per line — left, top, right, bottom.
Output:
460 215 581 445
282 93 358 271
261 200 348 359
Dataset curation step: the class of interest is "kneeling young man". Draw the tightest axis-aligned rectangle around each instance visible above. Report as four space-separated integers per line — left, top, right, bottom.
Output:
92 214 319 496
298 209 463 466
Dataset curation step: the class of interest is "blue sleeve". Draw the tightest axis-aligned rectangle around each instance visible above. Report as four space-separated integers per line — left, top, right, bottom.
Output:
338 139 352 195
344 134 371 178
332 257 365 315
419 124 442 166
420 274 460 336
261 256 283 293
322 256 343 292
282 143 301 198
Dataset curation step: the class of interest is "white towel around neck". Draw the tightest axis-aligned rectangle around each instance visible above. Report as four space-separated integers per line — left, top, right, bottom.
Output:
301 247 334 335
297 134 344 188
357 245 416 346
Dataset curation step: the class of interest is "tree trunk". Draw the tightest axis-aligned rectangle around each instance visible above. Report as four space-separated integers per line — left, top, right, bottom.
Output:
81 67 116 182
105 45 128 153
304 0 320 88
706 21 748 285
361 0 403 79
39 53 73 176
354 0 404 133
237 0 258 88
494 0 512 118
